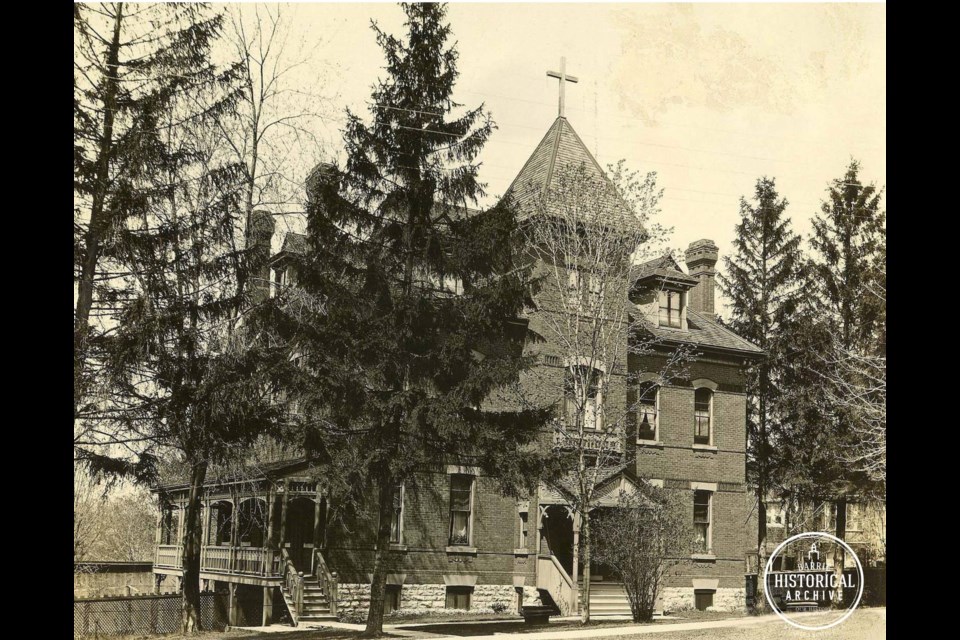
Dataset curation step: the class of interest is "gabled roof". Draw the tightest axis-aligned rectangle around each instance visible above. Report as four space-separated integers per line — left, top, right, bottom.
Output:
635 307 764 356
635 254 699 288
504 117 633 226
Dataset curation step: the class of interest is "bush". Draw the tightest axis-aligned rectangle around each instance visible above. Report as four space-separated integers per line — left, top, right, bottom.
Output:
491 601 510 614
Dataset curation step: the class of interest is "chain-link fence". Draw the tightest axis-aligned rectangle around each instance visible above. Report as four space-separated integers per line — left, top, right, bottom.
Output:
74 592 227 637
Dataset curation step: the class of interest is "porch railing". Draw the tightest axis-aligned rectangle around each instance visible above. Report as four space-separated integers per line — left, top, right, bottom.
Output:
155 544 181 569
313 548 338 617
155 544 278 577
537 553 575 616
281 548 303 627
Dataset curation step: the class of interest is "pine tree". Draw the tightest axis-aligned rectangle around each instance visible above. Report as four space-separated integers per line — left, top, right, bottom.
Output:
718 176 804 610
780 160 885 598
75 4 289 630
74 2 244 426
278 4 552 635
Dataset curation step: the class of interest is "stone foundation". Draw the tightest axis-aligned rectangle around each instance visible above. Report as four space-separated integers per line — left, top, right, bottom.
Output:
335 583 542 620
660 587 746 613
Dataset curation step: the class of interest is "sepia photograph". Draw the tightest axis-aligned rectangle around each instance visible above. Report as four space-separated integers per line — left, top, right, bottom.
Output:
74 2 886 639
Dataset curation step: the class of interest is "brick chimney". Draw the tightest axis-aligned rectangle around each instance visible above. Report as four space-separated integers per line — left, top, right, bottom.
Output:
685 239 719 315
246 209 275 305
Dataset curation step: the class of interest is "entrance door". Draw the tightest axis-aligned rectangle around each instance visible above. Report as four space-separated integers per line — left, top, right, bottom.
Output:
286 498 316 574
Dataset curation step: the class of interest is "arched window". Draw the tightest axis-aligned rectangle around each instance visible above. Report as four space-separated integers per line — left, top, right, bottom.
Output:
564 365 603 430
637 383 659 441
694 388 712 445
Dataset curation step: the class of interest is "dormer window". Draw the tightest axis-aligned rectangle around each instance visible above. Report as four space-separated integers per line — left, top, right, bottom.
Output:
658 290 683 328
270 265 289 298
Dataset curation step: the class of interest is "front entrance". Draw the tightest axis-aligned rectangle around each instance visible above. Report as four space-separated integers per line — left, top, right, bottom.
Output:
286 497 318 574
541 505 616 583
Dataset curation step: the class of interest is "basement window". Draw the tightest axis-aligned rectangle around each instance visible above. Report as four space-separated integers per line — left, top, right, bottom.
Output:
445 586 473 610
694 590 714 611
385 585 402 613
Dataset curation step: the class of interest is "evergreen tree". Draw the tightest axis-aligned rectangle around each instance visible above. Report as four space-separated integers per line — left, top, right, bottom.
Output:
75 4 289 630
277 4 552 635
780 160 885 595
718 177 804 610
74 2 243 426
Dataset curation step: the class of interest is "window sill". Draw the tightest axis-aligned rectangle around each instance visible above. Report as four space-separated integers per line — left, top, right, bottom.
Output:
691 553 717 562
636 439 663 448
446 546 478 554
692 444 718 452
513 549 530 556
389 544 408 552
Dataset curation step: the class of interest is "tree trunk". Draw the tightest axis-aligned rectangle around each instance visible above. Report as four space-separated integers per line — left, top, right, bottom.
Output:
74 3 123 419
755 495 768 612
833 497 847 607
581 514 591 623
181 459 208 633
363 475 394 637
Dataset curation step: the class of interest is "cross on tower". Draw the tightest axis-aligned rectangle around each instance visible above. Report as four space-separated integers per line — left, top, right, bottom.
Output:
547 57 579 118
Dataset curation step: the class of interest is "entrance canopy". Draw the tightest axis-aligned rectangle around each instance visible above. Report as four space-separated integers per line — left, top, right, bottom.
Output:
539 465 654 508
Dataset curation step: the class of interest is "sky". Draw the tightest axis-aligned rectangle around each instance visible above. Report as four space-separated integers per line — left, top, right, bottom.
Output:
242 1 886 315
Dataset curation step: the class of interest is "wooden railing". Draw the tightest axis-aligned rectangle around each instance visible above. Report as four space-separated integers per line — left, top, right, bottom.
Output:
314 548 339 617
553 428 623 454
157 544 278 576
155 544 181 569
281 548 304 627
537 554 575 616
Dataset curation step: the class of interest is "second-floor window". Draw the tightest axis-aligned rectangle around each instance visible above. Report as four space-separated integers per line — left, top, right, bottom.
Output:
693 490 712 553
564 365 602 430
637 383 658 441
449 475 473 546
659 290 683 328
390 483 404 544
694 388 712 445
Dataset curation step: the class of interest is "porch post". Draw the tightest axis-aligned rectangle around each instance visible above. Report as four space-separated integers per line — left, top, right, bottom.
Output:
230 498 240 573
265 488 275 576
176 501 185 567
228 582 238 626
280 480 290 549
314 489 323 545
262 587 273 626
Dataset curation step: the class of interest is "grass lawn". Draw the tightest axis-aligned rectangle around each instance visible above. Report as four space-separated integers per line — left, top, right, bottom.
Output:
390 609 740 636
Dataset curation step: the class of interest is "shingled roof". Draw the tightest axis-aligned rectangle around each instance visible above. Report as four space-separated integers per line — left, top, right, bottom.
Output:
504 116 634 226
635 254 699 288
636 307 763 356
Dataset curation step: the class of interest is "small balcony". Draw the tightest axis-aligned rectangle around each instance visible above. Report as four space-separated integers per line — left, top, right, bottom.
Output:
552 424 623 454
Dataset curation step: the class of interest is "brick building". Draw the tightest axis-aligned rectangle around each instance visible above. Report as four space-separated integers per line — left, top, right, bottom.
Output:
152 115 762 624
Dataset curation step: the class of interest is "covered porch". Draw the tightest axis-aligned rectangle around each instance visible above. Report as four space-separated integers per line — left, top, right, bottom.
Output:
535 467 646 616
153 460 339 625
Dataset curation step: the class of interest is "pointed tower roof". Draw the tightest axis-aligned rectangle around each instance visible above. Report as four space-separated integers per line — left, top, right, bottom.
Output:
505 117 607 205
504 117 634 227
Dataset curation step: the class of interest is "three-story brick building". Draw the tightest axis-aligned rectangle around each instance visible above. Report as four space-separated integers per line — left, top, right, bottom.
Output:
152 115 762 625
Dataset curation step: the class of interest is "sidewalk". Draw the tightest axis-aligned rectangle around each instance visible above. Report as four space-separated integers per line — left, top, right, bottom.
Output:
238 608 885 639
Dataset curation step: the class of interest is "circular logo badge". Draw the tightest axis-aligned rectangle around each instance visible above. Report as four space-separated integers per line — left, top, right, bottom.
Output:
763 531 864 631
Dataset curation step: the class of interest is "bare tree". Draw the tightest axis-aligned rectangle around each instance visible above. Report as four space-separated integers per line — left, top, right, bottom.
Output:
592 484 691 622
520 160 692 621
217 2 337 292
74 467 108 562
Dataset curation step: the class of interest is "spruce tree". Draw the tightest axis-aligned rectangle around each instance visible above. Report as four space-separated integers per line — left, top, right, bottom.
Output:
718 176 803 610
278 4 552 635
780 160 885 596
74 2 243 425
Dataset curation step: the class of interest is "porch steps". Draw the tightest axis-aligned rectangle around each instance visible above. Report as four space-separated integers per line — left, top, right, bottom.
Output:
583 582 632 616
281 578 337 624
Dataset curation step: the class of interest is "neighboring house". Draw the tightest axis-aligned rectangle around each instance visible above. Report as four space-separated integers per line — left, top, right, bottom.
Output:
151 115 763 625
749 495 887 571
